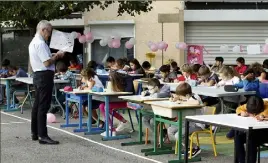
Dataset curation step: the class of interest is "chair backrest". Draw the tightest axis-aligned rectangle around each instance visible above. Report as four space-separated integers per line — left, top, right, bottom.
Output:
202 106 216 115
259 83 268 98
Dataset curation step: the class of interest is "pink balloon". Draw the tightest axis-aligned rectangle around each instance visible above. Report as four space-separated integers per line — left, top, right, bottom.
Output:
150 43 158 52
164 43 168 51
158 41 166 50
76 33 81 38
47 113 56 123
263 44 268 53
147 41 153 48
78 35 86 43
112 39 121 48
108 40 113 48
85 32 93 41
176 42 187 50
125 41 133 49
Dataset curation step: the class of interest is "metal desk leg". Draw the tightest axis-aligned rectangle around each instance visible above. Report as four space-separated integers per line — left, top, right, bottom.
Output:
121 109 150 146
84 95 103 135
19 84 32 114
4 80 18 112
102 96 131 141
184 120 190 163
73 96 88 133
245 128 253 163
53 84 65 118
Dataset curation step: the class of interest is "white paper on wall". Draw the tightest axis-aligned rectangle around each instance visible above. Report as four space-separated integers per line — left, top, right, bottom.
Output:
247 45 261 55
49 29 74 53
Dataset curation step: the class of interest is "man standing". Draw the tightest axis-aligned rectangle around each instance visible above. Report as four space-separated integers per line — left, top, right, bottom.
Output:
29 20 64 144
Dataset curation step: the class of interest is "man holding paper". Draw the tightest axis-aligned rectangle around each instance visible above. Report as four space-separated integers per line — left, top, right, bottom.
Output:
29 20 64 145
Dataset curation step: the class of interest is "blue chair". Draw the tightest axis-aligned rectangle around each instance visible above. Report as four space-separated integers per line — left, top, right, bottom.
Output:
259 83 268 98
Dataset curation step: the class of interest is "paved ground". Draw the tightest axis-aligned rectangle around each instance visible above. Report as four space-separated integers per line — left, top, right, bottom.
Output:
1 107 268 163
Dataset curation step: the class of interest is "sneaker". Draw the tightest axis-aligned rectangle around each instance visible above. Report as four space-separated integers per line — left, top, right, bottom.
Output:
226 129 235 139
116 121 130 132
190 147 201 158
100 130 116 137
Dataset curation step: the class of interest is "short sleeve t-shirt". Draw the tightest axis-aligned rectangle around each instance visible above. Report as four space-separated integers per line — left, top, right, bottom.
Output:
92 75 104 88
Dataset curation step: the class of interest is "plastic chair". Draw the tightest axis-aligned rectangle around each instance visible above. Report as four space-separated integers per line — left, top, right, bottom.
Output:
259 83 268 98
175 107 217 158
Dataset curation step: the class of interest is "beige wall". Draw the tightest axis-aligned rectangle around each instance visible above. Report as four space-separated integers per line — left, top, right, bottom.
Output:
84 1 184 68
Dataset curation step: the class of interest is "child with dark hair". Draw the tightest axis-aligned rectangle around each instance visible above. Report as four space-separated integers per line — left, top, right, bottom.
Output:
234 68 260 96
192 64 201 76
159 65 174 83
235 96 268 163
142 61 155 78
170 61 182 76
55 61 75 87
129 58 145 76
211 57 224 73
106 56 115 68
168 82 204 158
87 61 98 71
235 57 247 75
0 59 10 76
68 58 82 71
263 59 268 80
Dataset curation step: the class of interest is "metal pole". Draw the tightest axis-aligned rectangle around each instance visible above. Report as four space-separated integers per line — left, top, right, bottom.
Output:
161 23 164 65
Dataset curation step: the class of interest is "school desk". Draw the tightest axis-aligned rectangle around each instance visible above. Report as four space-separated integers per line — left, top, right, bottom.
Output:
16 77 69 114
59 89 90 132
118 95 169 147
144 101 203 163
0 76 16 112
85 91 132 141
184 114 268 163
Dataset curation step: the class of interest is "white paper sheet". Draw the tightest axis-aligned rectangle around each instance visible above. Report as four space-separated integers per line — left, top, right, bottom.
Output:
49 29 74 53
247 45 261 55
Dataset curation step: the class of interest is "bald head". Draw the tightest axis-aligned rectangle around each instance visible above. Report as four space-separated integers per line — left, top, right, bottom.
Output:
36 20 52 41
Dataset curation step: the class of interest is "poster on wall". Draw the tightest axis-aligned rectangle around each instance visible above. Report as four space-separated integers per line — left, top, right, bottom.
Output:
187 45 204 64
49 29 74 53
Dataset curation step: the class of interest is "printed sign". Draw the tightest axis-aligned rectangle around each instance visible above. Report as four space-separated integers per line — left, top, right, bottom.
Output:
187 45 204 64
247 45 261 55
49 29 74 53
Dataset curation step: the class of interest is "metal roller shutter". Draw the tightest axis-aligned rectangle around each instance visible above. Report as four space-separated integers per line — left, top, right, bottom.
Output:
185 22 268 65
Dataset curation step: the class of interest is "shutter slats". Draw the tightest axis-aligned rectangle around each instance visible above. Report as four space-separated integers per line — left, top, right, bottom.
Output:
185 22 268 65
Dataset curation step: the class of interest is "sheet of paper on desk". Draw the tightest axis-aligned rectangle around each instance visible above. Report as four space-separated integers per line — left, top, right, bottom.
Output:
49 29 74 53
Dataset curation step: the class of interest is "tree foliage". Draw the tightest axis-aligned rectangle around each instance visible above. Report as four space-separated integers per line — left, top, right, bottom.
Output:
0 1 153 29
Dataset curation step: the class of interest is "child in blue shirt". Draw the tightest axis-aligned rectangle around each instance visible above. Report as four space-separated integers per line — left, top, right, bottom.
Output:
0 59 10 77
234 68 260 96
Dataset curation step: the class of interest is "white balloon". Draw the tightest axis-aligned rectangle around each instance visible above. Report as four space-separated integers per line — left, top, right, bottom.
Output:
147 41 153 48
233 45 241 53
265 38 268 44
129 38 136 45
99 39 107 46
220 45 229 53
70 31 77 39
83 29 90 35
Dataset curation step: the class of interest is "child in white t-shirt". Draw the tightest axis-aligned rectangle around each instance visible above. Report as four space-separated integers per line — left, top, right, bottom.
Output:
168 82 204 158
80 68 105 127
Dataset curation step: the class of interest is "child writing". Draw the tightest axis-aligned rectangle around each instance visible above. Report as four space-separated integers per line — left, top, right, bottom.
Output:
175 64 198 84
106 56 116 69
159 65 174 83
141 61 155 78
129 58 145 76
141 78 171 132
68 58 82 72
235 57 247 75
198 65 219 86
234 96 268 163
79 68 105 127
168 82 204 158
170 61 182 76
99 71 135 136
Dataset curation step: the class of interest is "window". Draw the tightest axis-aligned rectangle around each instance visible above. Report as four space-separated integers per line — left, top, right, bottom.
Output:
91 38 134 64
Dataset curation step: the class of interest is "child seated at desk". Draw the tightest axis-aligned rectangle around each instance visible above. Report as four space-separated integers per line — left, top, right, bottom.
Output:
99 71 135 136
141 78 171 132
68 59 82 72
79 68 105 127
106 56 115 69
159 65 175 83
235 57 247 75
7 65 28 104
0 59 11 104
175 64 197 84
129 58 145 76
168 82 204 158
234 68 260 96
235 96 268 163
142 61 155 78
112 58 129 72
170 61 182 76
